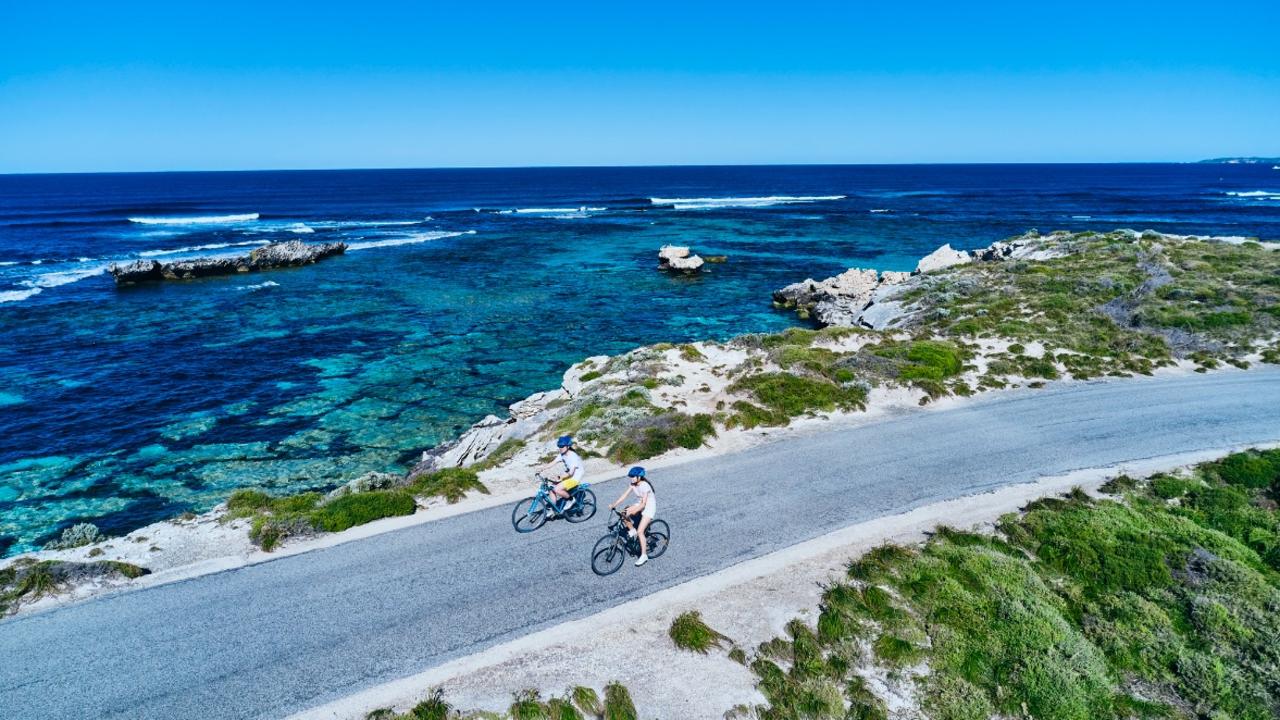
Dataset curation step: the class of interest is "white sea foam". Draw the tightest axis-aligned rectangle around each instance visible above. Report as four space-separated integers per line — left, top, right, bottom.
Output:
1224 190 1280 198
31 260 43 265
1072 215 1093 219
306 219 421 229
869 208 892 213
346 230 475 251
650 195 846 210
78 257 92 262
497 206 607 215
23 264 109 289
287 223 315 234
0 288 41 304
0 261 17 267
138 240 269 257
236 280 280 291
128 213 260 225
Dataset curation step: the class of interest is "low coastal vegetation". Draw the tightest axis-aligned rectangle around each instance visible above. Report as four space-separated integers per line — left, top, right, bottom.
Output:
1 558 148 615
727 448 1280 720
223 467 487 550
669 610 732 653
365 682 638 720
420 230 1278 490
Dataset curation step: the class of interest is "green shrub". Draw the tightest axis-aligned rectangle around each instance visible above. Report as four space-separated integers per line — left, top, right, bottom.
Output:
473 438 525 471
407 467 489 503
569 687 601 716
226 489 273 516
1208 449 1280 489
602 683 637 720
509 689 548 720
607 413 715 464
406 688 453 720
730 373 866 420
669 610 730 653
578 370 603 383
310 491 416 533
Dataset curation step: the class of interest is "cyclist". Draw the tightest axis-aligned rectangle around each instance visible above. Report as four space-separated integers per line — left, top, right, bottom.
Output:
609 466 656 566
542 435 585 515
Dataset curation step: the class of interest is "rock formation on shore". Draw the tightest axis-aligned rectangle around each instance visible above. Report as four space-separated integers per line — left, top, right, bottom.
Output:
108 240 347 284
773 233 1064 328
658 245 706 273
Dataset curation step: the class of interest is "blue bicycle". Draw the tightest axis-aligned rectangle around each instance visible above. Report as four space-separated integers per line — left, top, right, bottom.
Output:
511 472 597 532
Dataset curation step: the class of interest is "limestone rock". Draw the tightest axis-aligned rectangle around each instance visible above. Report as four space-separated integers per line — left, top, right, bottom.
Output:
915 244 972 274
109 241 347 284
773 268 913 327
658 245 706 273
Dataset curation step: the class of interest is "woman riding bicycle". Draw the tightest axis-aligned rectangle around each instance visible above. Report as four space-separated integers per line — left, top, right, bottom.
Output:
541 435 584 515
609 466 656 566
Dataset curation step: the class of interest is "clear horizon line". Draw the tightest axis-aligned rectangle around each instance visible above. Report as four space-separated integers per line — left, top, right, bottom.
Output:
4 158 1275 178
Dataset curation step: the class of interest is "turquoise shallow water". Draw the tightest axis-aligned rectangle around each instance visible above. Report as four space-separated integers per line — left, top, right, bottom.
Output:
2 164 1279 554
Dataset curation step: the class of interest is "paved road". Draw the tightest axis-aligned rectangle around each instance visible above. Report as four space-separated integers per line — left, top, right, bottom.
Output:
3 369 1280 719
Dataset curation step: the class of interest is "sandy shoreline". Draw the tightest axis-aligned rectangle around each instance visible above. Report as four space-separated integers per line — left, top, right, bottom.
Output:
290 443 1278 720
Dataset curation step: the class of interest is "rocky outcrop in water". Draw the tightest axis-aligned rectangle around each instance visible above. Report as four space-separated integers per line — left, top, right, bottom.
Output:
658 245 706 273
108 241 347 284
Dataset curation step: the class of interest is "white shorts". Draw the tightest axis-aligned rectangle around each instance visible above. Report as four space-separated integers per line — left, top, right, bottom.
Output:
640 499 656 519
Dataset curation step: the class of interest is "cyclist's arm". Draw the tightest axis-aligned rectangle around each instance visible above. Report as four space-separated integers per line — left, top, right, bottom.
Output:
608 485 633 509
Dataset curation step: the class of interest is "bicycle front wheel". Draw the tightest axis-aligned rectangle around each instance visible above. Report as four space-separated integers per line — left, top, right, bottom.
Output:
512 496 547 533
591 534 626 576
565 488 597 524
645 519 670 559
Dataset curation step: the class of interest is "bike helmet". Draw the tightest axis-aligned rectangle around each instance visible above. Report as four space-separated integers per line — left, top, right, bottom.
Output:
556 435 574 448
627 466 646 478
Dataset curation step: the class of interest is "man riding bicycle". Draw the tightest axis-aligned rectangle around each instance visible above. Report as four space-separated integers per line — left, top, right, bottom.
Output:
541 435 585 515
609 466 656 566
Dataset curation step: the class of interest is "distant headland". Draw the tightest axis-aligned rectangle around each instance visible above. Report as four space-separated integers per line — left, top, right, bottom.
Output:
1197 156 1280 164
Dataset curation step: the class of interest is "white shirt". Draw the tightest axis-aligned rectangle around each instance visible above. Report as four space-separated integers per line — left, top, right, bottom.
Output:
632 479 655 511
559 450 584 481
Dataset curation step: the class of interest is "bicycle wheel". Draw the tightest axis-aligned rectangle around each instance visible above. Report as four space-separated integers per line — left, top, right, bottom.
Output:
644 519 670 559
564 488 597 524
512 496 547 533
591 534 626 576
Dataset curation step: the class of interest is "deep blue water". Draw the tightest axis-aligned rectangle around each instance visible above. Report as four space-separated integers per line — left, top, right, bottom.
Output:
2 164 1279 555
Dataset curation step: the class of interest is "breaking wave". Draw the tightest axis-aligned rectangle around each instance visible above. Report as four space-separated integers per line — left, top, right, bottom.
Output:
138 240 269 257
650 195 846 210
346 230 475 251
128 213 261 225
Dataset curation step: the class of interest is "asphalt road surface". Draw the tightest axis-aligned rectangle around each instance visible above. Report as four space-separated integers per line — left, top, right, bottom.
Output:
3 369 1279 719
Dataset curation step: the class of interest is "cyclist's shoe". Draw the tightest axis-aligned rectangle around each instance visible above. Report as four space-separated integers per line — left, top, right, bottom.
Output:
561 497 576 514
627 528 637 538
635 554 649 567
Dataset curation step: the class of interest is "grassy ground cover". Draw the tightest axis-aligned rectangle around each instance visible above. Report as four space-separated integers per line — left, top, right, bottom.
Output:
735 448 1280 720
0 558 149 615
365 682 638 720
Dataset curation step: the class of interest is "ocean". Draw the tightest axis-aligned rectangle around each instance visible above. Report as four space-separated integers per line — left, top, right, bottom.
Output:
2 164 1279 555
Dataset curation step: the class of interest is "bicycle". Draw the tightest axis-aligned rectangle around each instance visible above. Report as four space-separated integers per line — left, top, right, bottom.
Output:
590 508 669 576
511 473 597 533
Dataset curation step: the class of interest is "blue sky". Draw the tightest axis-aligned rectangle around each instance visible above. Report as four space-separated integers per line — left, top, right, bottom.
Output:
1 1 1277 172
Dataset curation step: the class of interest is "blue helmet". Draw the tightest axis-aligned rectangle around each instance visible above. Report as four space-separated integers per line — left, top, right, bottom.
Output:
556 435 574 448
627 466 646 478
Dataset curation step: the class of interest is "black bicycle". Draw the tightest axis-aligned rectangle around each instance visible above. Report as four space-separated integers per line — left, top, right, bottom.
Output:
590 509 669 576
511 473 597 533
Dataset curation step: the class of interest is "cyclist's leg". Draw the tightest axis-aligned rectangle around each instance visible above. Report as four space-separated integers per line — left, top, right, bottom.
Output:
636 514 653 556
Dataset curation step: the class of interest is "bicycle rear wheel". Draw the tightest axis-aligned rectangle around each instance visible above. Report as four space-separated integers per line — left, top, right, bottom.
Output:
564 488 597 523
644 519 670 559
591 534 626 576
512 496 547 533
